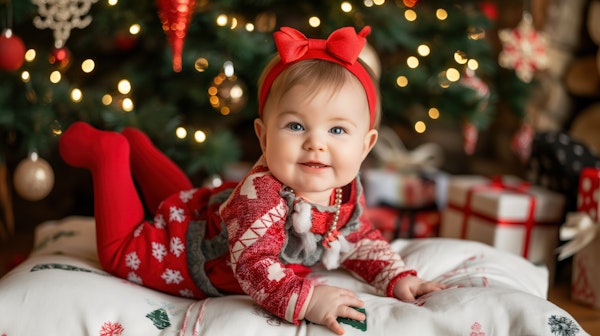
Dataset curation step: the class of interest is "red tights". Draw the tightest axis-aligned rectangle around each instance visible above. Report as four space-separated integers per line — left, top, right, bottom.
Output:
59 122 206 297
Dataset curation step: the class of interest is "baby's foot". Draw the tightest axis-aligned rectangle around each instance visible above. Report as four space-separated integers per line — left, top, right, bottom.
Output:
59 121 129 169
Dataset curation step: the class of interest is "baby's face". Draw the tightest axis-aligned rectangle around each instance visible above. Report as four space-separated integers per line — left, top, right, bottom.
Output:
255 79 377 204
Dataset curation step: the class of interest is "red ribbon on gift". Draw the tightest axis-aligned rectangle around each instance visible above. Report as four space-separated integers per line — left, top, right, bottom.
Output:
453 176 537 259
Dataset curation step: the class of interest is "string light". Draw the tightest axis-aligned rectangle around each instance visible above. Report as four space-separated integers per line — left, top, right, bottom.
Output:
245 23 254 31
107 0 117 6
102 94 112 105
129 24 141 35
414 121 426 133
25 49 36 62
176 127 187 139
396 75 408 87
216 14 228 26
308 16 320 27
404 9 417 21
417 44 430 57
341 2 352 12
71 88 83 102
454 51 468 64
407 56 419 68
194 130 206 143
436 9 448 20
21 71 30 83
428 107 440 119
363 0 374 7
446 67 460 82
122 97 134 112
49 71 61 83
117 79 131 94
467 59 479 71
230 17 238 29
81 59 95 73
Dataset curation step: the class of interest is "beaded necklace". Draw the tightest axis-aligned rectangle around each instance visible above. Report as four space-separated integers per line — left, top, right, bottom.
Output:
289 187 343 249
322 187 343 249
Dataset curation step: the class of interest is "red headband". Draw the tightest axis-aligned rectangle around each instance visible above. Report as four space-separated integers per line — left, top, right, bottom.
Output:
259 26 377 129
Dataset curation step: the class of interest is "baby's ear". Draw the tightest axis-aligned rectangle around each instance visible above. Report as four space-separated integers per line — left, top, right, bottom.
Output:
254 118 268 152
362 129 378 160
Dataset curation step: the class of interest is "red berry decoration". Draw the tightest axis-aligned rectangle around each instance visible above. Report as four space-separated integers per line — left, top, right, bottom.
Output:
49 47 71 69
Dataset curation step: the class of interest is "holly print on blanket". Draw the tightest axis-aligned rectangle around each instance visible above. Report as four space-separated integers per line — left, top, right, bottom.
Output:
146 308 171 329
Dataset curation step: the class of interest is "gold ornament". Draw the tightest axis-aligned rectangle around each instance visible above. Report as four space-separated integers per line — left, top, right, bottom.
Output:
13 153 55 201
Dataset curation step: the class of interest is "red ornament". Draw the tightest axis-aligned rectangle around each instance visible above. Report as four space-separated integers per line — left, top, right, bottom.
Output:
479 1 499 22
0 29 26 71
156 0 196 72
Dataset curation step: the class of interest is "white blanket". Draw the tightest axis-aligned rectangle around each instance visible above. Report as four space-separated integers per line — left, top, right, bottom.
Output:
0 216 588 335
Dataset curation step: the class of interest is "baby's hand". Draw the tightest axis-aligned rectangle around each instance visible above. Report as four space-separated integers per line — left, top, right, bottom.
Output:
304 285 365 335
393 275 447 302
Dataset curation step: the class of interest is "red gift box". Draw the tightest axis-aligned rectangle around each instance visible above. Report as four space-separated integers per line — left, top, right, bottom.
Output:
558 167 600 308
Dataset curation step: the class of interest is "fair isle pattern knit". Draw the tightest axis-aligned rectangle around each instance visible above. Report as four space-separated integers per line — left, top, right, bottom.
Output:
220 164 415 324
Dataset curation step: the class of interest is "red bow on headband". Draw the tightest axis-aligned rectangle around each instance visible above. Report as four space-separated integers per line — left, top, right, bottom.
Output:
274 26 371 65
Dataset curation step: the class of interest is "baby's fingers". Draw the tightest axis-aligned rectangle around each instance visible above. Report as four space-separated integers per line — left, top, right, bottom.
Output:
340 305 366 322
418 281 447 296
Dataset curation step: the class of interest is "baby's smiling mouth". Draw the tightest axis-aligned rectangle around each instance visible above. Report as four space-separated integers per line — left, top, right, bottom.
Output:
301 161 330 169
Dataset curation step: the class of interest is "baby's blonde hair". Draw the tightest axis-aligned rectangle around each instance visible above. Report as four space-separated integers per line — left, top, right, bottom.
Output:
258 56 381 129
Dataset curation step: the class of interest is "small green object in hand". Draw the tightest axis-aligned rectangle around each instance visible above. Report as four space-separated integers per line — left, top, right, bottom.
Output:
337 307 367 332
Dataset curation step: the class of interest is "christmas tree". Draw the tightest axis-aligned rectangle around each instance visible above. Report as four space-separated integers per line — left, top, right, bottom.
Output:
0 0 532 206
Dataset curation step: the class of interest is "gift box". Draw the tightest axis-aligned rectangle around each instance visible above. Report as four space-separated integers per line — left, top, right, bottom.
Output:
557 167 600 309
364 126 449 209
365 205 440 242
440 175 565 269
363 169 443 209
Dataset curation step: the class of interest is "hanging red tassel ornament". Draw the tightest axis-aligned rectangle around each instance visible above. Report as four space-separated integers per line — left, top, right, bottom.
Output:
0 29 26 71
462 122 479 155
156 0 196 72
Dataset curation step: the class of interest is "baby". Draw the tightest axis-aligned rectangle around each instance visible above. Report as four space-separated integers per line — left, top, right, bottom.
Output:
59 26 446 335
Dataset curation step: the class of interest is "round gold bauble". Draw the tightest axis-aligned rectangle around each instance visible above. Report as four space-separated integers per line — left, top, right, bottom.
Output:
13 154 55 201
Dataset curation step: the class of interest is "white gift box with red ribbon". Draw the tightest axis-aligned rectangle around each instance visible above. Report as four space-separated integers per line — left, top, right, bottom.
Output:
364 126 448 209
557 167 600 308
440 175 565 268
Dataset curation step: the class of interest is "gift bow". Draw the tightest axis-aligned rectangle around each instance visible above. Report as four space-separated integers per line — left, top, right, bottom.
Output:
274 26 370 65
556 212 598 261
372 126 444 171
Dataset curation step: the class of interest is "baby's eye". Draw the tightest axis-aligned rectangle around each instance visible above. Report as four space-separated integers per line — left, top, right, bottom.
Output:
287 122 304 131
330 127 345 135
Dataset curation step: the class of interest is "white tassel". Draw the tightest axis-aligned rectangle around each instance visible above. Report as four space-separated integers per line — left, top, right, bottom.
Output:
322 236 354 270
292 201 316 255
322 239 341 270
292 202 312 233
